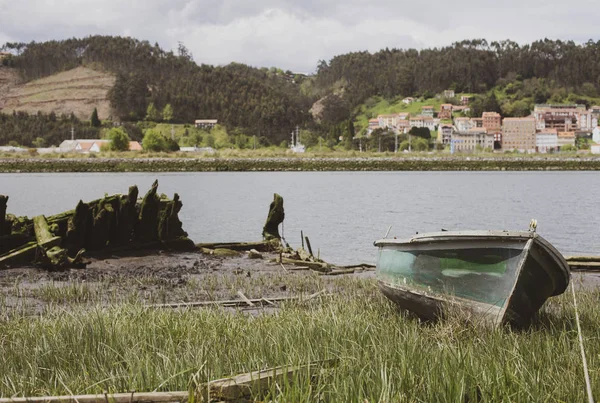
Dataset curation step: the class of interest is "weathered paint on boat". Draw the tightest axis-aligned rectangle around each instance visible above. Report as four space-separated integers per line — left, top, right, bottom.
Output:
374 230 570 326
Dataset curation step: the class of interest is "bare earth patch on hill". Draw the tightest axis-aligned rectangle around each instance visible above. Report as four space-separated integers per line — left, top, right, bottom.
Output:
0 66 115 120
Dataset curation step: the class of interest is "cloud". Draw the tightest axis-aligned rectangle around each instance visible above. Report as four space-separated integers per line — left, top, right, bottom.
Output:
1 0 600 72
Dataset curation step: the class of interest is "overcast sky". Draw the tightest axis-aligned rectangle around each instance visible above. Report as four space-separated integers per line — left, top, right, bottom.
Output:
1 0 599 73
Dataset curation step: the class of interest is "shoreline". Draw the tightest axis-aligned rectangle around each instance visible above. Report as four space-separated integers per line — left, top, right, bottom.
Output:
2 156 600 172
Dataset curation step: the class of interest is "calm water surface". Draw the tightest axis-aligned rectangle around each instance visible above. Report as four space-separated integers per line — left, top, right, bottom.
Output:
1 172 598 264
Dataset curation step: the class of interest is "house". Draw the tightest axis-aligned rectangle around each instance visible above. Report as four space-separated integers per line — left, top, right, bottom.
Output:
438 104 453 120
482 112 502 130
471 118 483 128
128 141 143 151
593 127 600 143
557 132 576 150
438 124 453 145
396 119 411 133
442 90 455 99
409 115 436 131
378 114 398 129
367 118 380 135
451 128 494 153
461 95 471 105
591 143 600 154
502 117 536 152
402 97 415 105
421 106 435 117
454 117 474 132
59 139 142 153
535 129 558 153
194 119 218 130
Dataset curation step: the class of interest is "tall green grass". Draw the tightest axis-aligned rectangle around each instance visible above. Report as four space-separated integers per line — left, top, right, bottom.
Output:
1 279 599 401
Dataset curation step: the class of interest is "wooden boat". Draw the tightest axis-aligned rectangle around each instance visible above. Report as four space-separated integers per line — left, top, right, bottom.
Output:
374 230 570 326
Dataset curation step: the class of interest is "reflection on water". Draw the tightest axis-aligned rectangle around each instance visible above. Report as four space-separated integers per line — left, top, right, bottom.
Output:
0 171 598 264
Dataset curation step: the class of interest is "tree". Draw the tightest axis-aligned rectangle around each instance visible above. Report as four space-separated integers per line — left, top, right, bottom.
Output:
345 120 355 150
142 129 166 151
90 107 101 127
146 103 161 122
108 127 130 151
162 104 174 122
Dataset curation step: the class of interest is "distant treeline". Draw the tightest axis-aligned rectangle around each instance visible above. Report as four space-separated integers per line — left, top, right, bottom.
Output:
2 36 311 144
0 111 143 147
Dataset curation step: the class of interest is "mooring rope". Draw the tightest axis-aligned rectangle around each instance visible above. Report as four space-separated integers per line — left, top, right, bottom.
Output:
571 281 594 403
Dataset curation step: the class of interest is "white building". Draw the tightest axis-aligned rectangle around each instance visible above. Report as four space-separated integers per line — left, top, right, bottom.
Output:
409 116 436 131
591 143 600 154
535 130 558 153
593 127 600 144
402 97 415 105
454 117 474 132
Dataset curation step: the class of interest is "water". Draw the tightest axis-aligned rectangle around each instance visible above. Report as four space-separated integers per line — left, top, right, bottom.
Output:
1 172 599 264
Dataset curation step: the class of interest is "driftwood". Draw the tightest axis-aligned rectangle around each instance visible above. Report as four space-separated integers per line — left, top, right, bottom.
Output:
278 257 331 273
565 255 600 271
148 290 328 309
0 361 335 403
195 240 278 252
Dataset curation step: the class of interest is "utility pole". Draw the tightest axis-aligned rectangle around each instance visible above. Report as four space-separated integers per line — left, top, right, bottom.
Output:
70 126 75 141
171 125 175 140
409 134 412 152
395 132 398 153
378 135 382 153
253 135 256 150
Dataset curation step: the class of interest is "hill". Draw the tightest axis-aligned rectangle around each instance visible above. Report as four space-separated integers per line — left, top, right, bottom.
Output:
0 66 114 120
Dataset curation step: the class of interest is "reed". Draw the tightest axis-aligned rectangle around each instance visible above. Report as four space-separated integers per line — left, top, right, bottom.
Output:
1 278 598 401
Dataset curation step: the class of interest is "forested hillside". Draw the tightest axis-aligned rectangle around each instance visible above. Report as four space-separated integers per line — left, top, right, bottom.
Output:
3 37 600 147
1 36 312 144
312 39 600 123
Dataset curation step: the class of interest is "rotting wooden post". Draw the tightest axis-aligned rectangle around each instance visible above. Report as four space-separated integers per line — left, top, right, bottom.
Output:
262 193 284 241
0 195 9 237
136 180 161 243
66 200 90 255
305 236 314 257
301 230 304 249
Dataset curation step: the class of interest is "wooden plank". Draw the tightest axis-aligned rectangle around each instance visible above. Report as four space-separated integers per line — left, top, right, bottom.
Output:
236 291 255 307
0 391 189 403
0 361 335 403
33 215 61 249
147 296 299 309
566 256 600 263
0 242 38 267
195 241 276 252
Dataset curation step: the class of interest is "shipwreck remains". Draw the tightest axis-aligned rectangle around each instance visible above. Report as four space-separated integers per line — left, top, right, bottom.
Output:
0 180 194 269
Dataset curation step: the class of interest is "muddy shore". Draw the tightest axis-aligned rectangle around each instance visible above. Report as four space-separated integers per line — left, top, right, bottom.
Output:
0 249 375 315
1 248 597 317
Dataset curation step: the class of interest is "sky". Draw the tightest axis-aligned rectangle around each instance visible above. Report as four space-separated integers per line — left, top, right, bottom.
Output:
1 0 599 73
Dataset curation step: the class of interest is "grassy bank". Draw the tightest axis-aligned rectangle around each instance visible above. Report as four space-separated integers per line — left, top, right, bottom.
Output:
2 156 600 172
1 278 598 401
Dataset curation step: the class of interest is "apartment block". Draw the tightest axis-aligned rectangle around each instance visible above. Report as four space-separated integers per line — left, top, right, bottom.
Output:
502 117 536 152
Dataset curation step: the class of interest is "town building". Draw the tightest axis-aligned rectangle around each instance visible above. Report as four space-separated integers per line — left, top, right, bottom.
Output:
533 104 587 132
454 117 474 132
471 118 484 128
402 97 415 105
378 114 398 129
461 95 471 105
421 106 434 117
409 115 436 131
442 90 455 99
438 124 453 145
535 129 558 153
58 139 142 153
396 119 411 134
194 119 218 130
557 132 576 150
482 112 502 130
438 104 453 120
451 128 494 153
593 126 600 143
367 119 379 135
502 117 536 152
591 143 600 154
